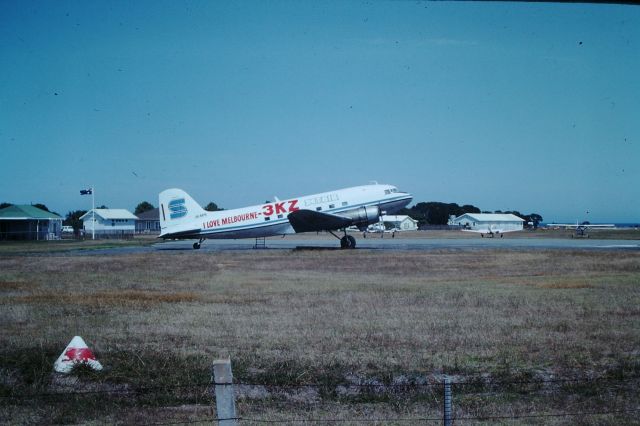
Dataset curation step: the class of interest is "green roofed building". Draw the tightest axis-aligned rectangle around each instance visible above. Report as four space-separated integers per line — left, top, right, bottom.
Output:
0 205 63 240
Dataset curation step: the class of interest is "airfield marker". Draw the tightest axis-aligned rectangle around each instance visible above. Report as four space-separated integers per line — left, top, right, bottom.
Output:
53 336 103 373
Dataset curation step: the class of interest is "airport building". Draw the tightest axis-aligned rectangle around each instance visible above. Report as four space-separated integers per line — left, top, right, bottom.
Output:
136 208 161 234
381 215 419 231
80 209 137 238
451 213 524 232
0 205 63 240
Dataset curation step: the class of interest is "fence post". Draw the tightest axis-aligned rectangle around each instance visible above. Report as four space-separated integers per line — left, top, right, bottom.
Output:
443 376 452 426
212 358 238 426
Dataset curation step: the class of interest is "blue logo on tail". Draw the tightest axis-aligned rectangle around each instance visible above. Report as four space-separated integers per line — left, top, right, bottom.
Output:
168 198 187 219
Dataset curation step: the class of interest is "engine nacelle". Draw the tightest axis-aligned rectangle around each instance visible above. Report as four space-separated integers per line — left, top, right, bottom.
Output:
340 205 380 228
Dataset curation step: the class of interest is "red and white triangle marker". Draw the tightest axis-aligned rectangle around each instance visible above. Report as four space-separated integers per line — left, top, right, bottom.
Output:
54 336 103 373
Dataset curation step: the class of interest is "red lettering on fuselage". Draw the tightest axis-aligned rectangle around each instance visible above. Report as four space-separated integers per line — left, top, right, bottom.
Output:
261 199 300 216
288 200 299 212
275 202 287 214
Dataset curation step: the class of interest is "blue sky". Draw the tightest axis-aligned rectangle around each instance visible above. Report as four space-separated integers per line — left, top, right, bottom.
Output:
1 1 638 223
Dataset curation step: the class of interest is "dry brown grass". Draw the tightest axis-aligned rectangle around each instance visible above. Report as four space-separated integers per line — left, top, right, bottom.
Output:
1 248 639 424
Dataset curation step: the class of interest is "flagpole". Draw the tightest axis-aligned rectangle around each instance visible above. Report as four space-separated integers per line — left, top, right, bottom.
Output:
92 186 95 240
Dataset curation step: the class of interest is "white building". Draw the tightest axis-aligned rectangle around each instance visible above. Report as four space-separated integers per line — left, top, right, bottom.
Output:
451 213 524 232
381 215 418 231
80 209 137 237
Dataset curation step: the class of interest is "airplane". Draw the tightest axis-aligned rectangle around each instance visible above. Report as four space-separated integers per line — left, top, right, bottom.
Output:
158 184 412 249
546 221 615 238
461 224 516 238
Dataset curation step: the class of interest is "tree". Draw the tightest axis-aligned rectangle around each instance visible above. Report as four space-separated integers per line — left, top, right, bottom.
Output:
529 213 543 229
32 203 50 212
64 210 88 231
135 201 155 215
204 202 223 212
97 205 108 209
0 202 11 210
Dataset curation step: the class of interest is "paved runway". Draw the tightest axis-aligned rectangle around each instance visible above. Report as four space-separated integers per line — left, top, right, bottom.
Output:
154 236 640 252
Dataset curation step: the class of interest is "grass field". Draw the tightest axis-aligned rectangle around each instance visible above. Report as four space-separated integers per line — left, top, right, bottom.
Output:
1 244 639 424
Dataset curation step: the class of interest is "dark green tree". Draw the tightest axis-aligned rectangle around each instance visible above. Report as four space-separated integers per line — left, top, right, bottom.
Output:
134 201 155 215
204 202 223 212
0 202 12 210
32 203 50 212
64 210 88 231
529 213 543 229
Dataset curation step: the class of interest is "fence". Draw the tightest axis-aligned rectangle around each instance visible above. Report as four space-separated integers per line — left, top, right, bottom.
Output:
2 358 639 425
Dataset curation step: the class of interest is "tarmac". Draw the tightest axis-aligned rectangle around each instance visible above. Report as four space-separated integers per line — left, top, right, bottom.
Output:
153 236 640 252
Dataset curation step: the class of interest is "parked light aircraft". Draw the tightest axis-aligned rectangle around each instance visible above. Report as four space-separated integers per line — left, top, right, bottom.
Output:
461 225 516 238
159 184 412 249
547 222 615 237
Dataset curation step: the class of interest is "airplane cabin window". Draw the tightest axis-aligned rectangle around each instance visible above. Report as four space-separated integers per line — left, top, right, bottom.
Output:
342 202 348 206
316 207 322 211
329 204 335 209
264 217 270 221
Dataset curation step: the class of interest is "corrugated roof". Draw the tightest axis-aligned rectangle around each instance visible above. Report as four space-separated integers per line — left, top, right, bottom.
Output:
0 205 62 220
136 207 159 220
80 209 138 220
381 215 417 222
456 213 524 222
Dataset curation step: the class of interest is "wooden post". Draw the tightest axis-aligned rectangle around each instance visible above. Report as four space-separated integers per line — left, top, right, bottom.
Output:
212 358 238 425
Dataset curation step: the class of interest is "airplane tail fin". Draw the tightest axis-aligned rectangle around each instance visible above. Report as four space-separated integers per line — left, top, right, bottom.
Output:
158 188 206 233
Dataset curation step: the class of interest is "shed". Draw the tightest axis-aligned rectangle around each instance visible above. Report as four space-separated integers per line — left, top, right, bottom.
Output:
80 209 137 238
0 205 63 240
136 208 160 234
451 213 524 232
381 215 419 231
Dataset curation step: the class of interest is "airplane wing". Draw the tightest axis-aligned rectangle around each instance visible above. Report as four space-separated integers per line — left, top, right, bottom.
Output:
288 210 353 233
461 228 519 234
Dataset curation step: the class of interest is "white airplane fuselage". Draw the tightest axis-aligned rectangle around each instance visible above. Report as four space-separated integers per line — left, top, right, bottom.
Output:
159 184 412 241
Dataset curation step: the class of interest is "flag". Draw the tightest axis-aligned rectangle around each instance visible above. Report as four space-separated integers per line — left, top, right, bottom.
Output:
80 188 92 195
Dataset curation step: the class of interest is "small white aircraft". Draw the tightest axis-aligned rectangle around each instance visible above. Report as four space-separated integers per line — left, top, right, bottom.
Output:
461 225 515 238
547 222 615 237
158 184 412 249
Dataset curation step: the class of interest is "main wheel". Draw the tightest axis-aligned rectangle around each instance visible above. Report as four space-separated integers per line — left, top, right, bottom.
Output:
347 235 356 249
193 242 201 249
340 236 350 249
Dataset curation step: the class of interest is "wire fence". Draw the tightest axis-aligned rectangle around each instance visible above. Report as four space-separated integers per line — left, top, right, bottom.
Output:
3 371 639 424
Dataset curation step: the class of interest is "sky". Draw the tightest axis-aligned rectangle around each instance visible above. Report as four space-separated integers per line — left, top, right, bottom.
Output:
1 1 639 223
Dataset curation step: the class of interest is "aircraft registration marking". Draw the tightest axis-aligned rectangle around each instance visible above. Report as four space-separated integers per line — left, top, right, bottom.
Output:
262 200 299 216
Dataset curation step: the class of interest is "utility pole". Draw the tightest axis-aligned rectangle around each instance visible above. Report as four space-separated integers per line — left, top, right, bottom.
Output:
92 187 95 240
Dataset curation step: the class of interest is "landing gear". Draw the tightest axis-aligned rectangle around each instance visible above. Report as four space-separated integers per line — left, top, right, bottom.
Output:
193 238 204 250
329 230 357 249
340 235 356 249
